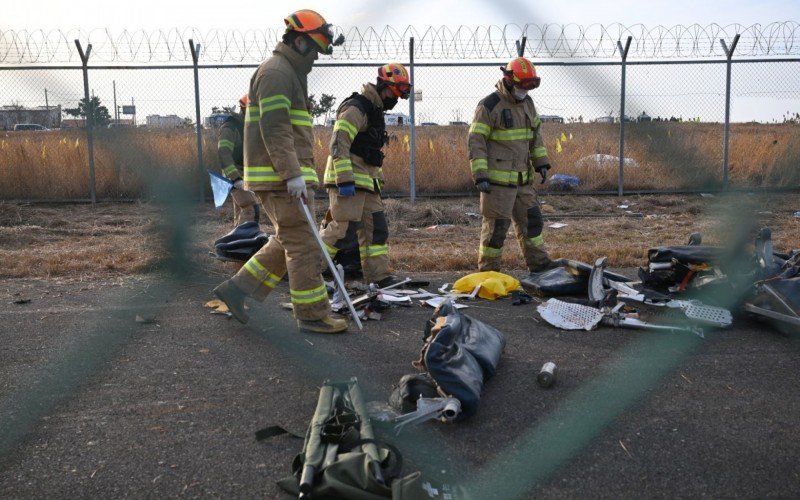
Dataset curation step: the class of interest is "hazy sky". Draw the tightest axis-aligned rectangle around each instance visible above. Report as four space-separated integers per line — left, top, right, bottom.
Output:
3 0 798 30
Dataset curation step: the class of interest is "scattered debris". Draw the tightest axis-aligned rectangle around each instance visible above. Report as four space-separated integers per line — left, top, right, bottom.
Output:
548 222 568 229
135 314 156 324
12 298 31 305
537 362 558 388
700 193 715 198
465 212 480 218
424 297 469 309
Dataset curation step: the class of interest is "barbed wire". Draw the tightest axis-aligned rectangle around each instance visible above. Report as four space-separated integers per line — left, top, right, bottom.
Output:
1 22 798 64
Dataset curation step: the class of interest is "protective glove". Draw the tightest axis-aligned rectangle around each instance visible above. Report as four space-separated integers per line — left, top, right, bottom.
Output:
286 175 307 201
476 180 491 193
233 179 244 190
535 164 550 184
338 184 356 197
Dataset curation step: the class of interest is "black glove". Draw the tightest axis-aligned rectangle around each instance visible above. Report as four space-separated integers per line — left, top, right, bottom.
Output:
535 164 550 184
476 180 491 193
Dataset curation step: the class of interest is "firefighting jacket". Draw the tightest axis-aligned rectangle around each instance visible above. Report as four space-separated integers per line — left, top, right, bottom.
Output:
217 113 244 181
323 83 386 192
468 80 549 186
243 42 318 191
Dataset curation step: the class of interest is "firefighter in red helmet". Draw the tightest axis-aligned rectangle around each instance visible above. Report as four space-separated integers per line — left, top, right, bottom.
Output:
467 56 555 273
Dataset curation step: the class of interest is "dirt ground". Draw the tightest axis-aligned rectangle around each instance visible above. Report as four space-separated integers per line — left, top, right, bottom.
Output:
0 195 799 498
1 193 798 279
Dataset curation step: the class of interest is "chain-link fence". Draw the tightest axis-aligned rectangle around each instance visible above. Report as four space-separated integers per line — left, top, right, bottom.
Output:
1 31 799 200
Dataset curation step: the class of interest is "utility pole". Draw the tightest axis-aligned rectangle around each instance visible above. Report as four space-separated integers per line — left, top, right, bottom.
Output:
113 80 118 123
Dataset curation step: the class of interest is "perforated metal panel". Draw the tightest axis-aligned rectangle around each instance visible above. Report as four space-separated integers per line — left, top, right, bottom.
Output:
537 299 604 331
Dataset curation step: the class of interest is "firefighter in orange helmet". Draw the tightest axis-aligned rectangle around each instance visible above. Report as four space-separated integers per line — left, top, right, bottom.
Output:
213 9 348 333
467 57 555 273
319 63 411 288
217 94 259 225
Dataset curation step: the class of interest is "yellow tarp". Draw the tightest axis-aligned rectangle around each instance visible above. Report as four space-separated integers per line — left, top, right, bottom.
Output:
452 271 521 300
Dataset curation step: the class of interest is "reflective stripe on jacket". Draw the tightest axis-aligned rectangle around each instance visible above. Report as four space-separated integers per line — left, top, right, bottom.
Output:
468 80 550 187
217 114 244 180
243 42 319 191
323 83 385 192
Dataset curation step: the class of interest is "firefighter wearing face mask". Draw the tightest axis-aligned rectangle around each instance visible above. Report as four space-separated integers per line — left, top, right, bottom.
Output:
213 9 350 334
468 57 554 273
217 94 260 225
318 63 411 288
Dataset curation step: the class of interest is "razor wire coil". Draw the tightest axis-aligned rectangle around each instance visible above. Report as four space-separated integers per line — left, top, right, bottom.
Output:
1 22 798 64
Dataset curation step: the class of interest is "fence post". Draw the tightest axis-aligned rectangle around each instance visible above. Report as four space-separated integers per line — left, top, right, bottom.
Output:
720 34 740 190
617 36 632 197
75 40 96 204
189 39 206 203
409 37 416 202
516 36 527 57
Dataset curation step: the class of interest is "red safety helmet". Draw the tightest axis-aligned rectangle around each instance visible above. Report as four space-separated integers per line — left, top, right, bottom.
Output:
378 63 412 99
284 9 344 55
239 94 249 108
501 57 541 90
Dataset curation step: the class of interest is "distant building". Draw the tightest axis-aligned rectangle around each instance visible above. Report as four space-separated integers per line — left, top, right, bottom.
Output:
637 112 652 122
385 112 410 126
540 115 564 123
0 105 61 130
203 113 230 128
594 115 615 123
147 114 184 128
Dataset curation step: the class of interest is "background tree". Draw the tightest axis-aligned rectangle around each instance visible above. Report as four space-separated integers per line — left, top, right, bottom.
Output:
308 93 337 125
64 96 111 127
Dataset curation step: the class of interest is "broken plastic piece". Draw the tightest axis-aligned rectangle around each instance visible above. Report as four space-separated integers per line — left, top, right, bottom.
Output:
393 396 461 434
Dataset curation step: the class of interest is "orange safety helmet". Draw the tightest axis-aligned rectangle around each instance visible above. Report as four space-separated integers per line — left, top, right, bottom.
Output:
501 57 541 90
238 94 249 108
377 63 412 99
284 9 345 55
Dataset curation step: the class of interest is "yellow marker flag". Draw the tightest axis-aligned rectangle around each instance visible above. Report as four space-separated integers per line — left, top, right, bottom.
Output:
560 132 567 142
41 144 47 160
403 134 410 152
75 138 80 148
667 129 672 138
569 132 573 140
60 137 67 145
555 138 563 153
428 138 434 151
316 137 322 147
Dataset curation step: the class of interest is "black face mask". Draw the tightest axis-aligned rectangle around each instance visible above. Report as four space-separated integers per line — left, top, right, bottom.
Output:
382 96 399 110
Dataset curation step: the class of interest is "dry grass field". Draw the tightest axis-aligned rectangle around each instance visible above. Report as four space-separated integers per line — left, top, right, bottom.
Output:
0 122 798 200
1 194 797 280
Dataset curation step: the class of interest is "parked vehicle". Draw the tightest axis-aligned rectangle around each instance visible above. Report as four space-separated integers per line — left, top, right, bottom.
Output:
13 123 49 131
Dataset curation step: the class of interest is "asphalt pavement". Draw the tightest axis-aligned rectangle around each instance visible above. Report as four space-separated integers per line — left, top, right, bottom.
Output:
1 271 798 498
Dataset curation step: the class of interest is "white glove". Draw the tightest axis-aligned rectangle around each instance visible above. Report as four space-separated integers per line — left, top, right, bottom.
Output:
286 175 307 201
233 179 244 190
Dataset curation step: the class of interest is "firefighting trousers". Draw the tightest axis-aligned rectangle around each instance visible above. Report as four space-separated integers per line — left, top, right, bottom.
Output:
318 188 390 283
478 182 551 272
231 191 331 321
231 188 260 226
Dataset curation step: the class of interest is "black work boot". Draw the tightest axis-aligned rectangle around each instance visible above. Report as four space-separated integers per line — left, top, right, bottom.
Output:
375 275 406 289
529 260 560 274
213 279 249 324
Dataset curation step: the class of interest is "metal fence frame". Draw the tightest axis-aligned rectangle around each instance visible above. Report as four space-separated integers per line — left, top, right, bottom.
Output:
1 36 799 202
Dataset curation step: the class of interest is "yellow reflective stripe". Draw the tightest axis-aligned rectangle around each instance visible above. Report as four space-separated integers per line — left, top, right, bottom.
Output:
533 146 548 159
334 119 359 140
532 115 542 128
245 105 260 123
289 108 313 127
244 165 318 183
489 128 534 141
480 245 503 258
469 122 491 137
333 158 353 174
365 244 388 257
487 169 531 185
323 168 336 184
470 158 488 173
353 172 373 188
526 235 545 247
259 95 291 113
218 139 235 150
223 164 239 177
323 242 338 257
243 258 281 288
290 284 328 305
